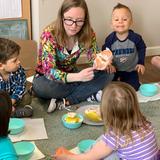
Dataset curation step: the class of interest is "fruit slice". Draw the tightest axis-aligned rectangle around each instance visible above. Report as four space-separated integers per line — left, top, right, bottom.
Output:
94 49 113 70
84 108 102 122
65 112 80 123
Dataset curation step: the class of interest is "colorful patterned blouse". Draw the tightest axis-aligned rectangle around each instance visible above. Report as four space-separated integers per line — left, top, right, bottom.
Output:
35 25 99 82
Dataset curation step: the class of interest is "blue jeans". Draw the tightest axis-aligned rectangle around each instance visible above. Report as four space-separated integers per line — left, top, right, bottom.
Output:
32 71 114 104
113 71 140 91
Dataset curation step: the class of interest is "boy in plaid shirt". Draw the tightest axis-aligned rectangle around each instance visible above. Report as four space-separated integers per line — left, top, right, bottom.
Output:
0 38 33 118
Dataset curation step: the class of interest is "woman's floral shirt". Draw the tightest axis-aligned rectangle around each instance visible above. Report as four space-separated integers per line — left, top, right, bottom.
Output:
35 25 99 83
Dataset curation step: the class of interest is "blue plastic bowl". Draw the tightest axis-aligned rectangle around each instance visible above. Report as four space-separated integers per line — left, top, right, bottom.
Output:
62 113 83 129
9 118 25 135
77 139 96 153
140 84 158 97
14 141 35 160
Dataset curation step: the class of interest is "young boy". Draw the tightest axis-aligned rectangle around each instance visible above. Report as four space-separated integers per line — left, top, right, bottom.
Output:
102 3 146 91
0 38 33 118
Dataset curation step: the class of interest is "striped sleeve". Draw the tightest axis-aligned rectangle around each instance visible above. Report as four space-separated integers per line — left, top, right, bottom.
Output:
102 125 159 160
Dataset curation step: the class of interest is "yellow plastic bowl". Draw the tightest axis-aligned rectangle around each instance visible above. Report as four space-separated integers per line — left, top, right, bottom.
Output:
62 114 83 129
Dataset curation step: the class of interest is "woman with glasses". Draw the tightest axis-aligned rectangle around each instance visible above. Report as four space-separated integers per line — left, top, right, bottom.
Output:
33 0 113 112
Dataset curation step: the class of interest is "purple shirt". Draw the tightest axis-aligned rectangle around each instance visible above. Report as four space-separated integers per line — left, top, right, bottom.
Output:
102 124 159 160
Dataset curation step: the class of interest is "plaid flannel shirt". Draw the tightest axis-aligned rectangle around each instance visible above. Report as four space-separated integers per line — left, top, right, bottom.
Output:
0 65 26 101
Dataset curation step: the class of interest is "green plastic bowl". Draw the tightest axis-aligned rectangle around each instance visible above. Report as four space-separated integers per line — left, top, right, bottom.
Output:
9 118 25 135
140 84 158 97
77 139 96 153
62 113 83 129
14 141 35 160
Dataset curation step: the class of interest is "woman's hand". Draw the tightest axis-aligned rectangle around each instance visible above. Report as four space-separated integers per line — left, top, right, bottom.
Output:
78 67 95 82
66 67 95 82
135 64 145 74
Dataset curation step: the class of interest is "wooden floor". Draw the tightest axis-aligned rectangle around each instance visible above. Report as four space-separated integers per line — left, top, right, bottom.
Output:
139 56 160 83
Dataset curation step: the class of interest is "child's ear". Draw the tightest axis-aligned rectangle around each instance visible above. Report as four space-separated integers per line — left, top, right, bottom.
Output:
0 63 4 69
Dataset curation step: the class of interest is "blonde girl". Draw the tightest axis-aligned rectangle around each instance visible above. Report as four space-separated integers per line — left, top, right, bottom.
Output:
54 82 159 160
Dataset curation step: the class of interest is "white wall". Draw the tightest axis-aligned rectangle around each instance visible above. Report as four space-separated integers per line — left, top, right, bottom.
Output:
32 0 160 55
31 0 40 43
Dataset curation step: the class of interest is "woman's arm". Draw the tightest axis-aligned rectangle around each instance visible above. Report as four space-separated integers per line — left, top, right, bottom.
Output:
54 140 113 160
66 67 94 82
36 29 68 82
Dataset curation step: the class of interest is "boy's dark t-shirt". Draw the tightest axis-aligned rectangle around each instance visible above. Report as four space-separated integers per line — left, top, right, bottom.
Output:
102 30 146 72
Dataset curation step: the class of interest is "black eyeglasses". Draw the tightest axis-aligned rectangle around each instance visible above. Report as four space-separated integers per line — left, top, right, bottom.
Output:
63 18 84 26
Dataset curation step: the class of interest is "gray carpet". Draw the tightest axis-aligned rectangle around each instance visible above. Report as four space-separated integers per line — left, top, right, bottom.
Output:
31 97 160 160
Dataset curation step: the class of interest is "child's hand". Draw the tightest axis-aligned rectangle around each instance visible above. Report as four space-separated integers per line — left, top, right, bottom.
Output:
12 106 15 112
135 64 145 74
105 64 116 74
11 98 16 105
53 147 75 160
53 154 68 160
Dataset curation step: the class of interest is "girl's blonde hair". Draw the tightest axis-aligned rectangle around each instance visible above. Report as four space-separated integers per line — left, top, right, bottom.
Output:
101 82 150 146
53 0 92 49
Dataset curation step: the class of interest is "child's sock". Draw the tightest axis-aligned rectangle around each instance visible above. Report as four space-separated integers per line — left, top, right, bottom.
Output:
96 90 102 101
57 98 72 111
87 90 102 102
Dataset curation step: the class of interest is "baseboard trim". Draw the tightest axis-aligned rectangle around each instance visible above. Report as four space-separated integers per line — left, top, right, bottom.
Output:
146 46 160 56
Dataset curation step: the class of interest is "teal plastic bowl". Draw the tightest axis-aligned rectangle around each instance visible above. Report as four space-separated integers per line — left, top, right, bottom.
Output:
77 139 96 153
9 118 25 135
62 113 83 129
140 84 158 97
14 141 35 160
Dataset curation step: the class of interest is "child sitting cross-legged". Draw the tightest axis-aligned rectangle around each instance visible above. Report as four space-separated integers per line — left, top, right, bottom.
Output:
0 38 33 118
54 82 160 160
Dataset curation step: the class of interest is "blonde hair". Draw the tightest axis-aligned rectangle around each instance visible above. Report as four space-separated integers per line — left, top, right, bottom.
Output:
52 0 92 49
101 82 150 147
